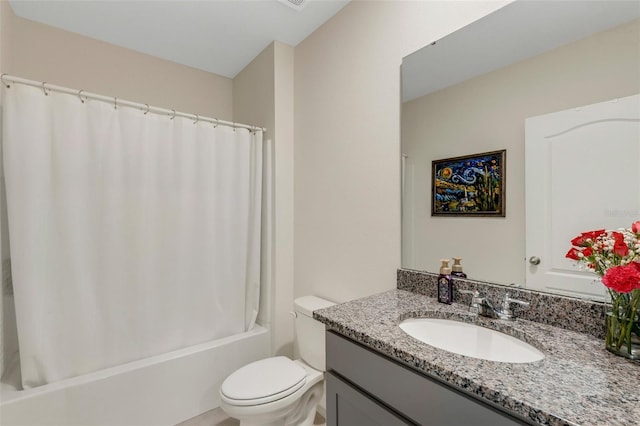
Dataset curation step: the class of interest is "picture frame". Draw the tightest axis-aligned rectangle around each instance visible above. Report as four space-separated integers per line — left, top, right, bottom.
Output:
431 149 506 217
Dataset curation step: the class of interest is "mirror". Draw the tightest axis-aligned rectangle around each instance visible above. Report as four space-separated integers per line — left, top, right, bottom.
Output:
401 0 640 299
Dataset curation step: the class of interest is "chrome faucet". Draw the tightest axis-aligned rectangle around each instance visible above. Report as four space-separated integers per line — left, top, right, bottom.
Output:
497 293 530 320
461 290 529 321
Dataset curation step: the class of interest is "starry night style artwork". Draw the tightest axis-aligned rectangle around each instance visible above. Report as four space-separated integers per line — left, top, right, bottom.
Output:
431 150 505 217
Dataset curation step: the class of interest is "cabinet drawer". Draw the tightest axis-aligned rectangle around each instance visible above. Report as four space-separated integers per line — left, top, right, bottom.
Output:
326 372 414 426
326 331 531 426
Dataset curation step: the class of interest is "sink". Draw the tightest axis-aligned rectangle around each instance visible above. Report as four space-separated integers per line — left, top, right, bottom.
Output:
399 318 544 363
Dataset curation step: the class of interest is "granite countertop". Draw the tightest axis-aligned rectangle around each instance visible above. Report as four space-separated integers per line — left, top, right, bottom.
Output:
314 289 640 426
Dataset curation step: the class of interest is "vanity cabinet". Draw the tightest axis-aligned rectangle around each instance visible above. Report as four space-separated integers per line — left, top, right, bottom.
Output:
325 331 532 426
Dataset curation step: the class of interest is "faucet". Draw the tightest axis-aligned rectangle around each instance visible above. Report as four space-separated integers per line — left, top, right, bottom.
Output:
496 293 530 320
461 290 529 321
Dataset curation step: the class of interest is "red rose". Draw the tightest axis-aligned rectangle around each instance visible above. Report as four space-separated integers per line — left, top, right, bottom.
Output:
584 229 606 241
613 242 629 257
570 235 586 247
602 263 640 293
572 230 606 246
612 231 624 243
582 247 593 258
632 221 640 234
593 229 607 238
566 248 581 260
608 231 628 256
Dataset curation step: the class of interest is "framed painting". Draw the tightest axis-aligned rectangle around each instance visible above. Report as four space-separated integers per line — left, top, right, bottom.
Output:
431 150 506 217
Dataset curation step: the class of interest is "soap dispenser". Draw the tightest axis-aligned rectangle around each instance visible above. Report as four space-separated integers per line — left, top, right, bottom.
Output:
438 259 453 304
451 257 467 278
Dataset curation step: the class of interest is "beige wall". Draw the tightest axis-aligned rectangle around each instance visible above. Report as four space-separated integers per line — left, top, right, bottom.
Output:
293 0 509 303
0 0 5 380
233 43 277 356
233 41 296 358
402 19 640 285
0 1 232 119
271 42 295 357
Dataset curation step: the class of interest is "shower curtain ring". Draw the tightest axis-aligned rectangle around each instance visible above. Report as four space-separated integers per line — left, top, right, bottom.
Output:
78 90 87 103
193 114 199 124
169 109 176 120
114 97 118 110
213 118 219 128
1 74 10 88
143 104 150 114
232 122 236 132
42 82 49 96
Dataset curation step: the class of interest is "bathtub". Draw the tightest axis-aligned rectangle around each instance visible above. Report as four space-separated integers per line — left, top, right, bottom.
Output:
0 325 270 426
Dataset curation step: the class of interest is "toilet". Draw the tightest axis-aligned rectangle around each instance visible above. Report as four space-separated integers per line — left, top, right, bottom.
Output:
219 296 335 426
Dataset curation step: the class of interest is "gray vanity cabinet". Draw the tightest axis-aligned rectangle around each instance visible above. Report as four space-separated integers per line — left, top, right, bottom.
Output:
325 331 531 426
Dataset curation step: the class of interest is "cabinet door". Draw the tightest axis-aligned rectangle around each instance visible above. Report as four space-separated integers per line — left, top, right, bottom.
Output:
326 372 414 426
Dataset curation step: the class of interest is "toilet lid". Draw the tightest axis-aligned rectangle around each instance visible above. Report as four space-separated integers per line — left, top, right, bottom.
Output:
220 356 307 406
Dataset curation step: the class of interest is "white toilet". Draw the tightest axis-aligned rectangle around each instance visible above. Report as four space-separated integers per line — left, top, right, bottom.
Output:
219 296 335 426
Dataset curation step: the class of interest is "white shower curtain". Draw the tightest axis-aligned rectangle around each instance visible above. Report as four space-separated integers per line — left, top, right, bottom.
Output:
2 83 262 388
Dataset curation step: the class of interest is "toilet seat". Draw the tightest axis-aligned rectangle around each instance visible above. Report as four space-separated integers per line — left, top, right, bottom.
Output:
220 356 307 406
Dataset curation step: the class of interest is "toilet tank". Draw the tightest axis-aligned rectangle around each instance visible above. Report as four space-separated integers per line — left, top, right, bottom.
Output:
294 296 335 371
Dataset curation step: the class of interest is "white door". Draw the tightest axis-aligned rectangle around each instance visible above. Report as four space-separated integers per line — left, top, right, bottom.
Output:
525 94 640 301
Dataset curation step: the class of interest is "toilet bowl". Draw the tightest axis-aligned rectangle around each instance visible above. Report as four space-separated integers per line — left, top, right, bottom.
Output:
219 296 335 426
220 357 323 426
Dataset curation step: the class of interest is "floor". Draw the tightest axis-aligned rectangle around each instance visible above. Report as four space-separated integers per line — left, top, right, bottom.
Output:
177 408 326 426
176 408 238 426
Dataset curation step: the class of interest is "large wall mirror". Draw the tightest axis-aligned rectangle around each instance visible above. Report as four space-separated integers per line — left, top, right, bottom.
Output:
401 0 640 301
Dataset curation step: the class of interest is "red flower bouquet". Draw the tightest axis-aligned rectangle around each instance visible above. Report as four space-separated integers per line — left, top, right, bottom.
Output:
567 222 640 359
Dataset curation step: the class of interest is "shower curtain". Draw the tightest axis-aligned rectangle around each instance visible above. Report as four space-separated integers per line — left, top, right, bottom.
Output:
2 83 263 388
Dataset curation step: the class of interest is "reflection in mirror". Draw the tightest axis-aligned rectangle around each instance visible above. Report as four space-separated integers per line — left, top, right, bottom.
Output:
401 1 640 300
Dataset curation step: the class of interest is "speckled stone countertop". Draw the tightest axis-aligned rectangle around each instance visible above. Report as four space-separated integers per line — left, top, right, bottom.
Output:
314 289 640 426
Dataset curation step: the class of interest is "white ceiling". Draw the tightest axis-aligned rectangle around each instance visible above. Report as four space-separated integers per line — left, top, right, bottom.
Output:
402 0 640 102
8 0 350 78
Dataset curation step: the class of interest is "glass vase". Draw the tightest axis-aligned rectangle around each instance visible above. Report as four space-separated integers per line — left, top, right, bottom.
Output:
605 311 640 360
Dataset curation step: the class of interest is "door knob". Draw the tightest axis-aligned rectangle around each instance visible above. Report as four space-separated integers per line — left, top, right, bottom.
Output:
529 256 541 265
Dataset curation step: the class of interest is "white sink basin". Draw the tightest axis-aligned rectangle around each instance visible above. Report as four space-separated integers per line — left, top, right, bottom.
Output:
399 318 544 363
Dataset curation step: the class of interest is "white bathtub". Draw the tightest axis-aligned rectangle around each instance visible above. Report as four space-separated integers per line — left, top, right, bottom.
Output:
0 325 270 426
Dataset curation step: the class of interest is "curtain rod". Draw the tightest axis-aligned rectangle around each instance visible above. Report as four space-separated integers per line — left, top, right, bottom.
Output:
0 74 266 133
